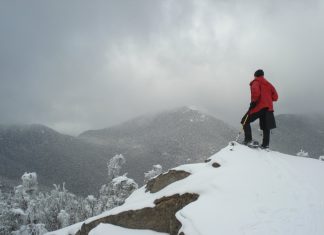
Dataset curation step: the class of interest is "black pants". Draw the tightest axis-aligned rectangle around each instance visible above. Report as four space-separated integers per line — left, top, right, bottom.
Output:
243 108 270 147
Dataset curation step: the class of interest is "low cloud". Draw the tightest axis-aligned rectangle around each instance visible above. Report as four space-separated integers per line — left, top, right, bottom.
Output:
0 0 323 134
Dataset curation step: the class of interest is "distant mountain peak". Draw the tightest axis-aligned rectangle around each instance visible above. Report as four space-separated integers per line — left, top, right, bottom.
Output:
169 106 205 114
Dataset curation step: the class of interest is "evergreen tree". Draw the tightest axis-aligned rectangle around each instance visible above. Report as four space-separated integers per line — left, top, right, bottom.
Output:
40 183 79 231
0 155 139 234
57 210 70 228
0 189 15 235
97 155 138 212
144 164 162 184
107 154 126 181
109 175 138 207
296 149 309 158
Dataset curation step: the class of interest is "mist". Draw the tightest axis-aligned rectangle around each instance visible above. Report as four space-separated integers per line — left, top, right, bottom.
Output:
1 0 323 135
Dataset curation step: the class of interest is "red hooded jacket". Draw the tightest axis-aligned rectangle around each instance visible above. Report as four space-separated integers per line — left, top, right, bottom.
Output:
249 76 278 114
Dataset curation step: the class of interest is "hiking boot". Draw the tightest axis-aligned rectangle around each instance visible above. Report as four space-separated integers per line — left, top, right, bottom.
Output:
242 140 259 148
242 139 252 146
260 145 269 150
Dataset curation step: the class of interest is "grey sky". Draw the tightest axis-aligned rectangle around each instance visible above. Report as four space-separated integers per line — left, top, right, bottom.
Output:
1 0 324 135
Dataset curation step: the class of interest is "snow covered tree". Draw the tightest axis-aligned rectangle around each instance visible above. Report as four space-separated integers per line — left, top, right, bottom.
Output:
7 172 39 234
22 172 38 196
79 195 98 218
97 155 138 212
107 154 126 181
96 184 111 212
11 173 39 214
144 164 162 184
320 147 324 161
0 189 18 235
1 159 139 234
12 223 48 235
296 149 309 158
57 210 70 228
8 172 52 235
40 183 79 231
97 175 138 211
0 189 7 219
109 174 138 207
3 208 27 235
12 186 28 212
1 173 94 234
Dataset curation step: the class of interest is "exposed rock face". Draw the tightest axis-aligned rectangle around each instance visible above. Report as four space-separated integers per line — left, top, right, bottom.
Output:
145 170 191 193
75 193 199 235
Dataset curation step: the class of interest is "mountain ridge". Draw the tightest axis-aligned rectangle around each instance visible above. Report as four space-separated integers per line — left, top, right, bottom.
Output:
0 123 112 195
1 108 324 196
78 106 237 182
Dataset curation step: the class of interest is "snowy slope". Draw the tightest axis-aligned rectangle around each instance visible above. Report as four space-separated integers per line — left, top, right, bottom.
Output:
48 143 324 235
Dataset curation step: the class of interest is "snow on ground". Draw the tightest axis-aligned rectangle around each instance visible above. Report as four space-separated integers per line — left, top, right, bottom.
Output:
47 222 83 235
177 144 324 235
47 143 324 235
89 224 168 235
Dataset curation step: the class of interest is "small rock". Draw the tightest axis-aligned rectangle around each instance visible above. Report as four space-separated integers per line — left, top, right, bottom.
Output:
212 162 221 168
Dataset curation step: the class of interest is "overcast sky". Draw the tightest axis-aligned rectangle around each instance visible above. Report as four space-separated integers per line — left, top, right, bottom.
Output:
1 0 324 135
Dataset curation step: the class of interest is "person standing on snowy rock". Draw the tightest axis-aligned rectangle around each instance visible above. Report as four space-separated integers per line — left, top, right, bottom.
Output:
241 69 278 149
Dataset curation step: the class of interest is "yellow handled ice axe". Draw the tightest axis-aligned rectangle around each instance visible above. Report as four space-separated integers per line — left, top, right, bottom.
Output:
230 113 249 151
235 113 249 142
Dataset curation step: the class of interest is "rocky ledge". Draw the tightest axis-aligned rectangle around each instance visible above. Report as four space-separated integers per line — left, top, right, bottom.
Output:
75 193 199 235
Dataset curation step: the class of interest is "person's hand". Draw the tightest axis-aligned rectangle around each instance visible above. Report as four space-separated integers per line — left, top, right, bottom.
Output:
249 101 257 110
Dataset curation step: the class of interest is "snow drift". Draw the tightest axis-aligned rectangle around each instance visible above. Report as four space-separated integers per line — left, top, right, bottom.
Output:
47 143 324 235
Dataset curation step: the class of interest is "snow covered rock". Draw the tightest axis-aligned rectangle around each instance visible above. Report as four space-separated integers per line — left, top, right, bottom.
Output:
145 170 191 193
48 143 324 235
76 193 198 235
